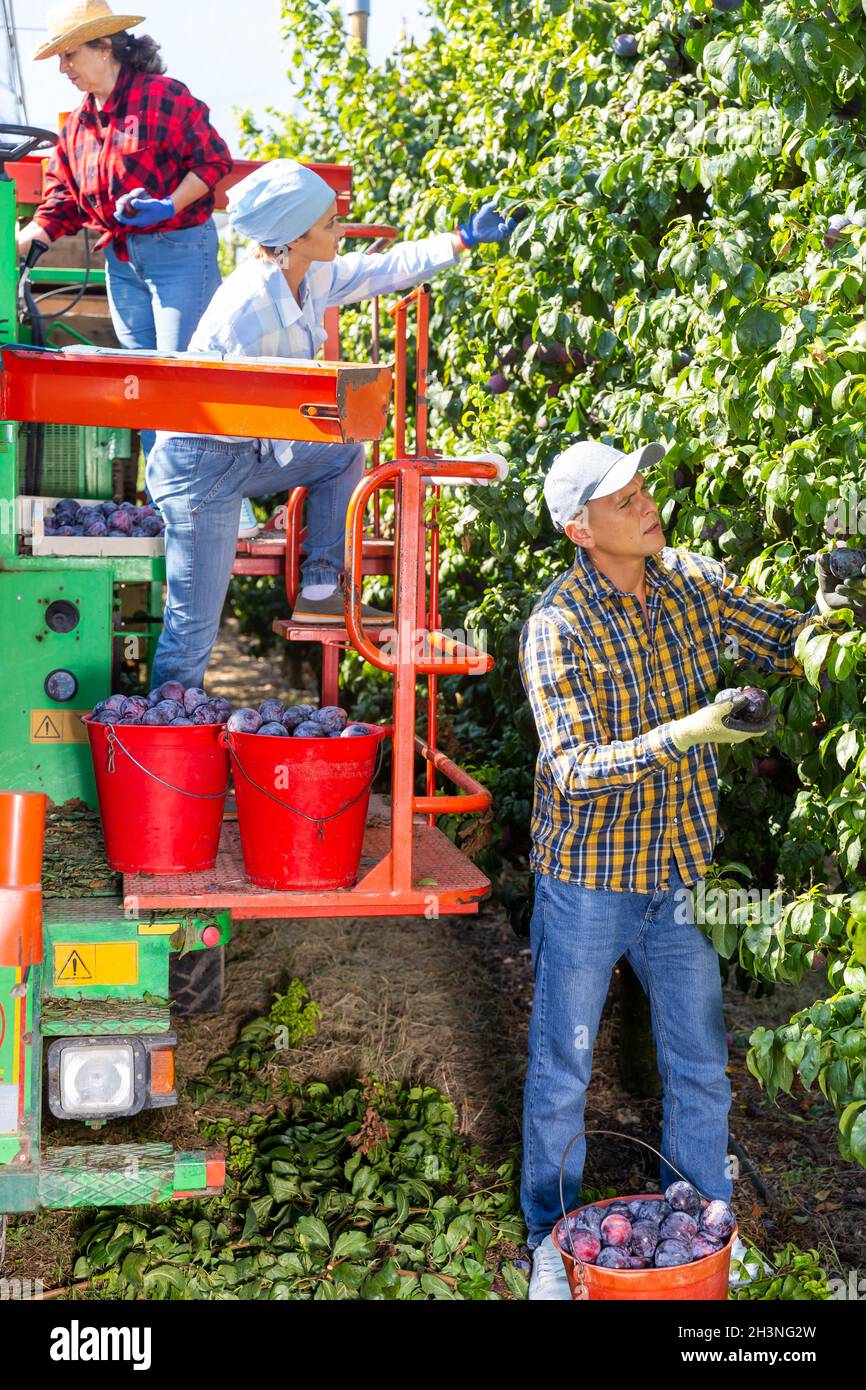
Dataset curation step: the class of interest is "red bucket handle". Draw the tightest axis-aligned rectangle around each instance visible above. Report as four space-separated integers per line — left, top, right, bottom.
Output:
558 1128 712 1298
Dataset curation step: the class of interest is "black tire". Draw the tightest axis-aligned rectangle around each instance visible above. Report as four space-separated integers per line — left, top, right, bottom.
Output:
169 947 225 1016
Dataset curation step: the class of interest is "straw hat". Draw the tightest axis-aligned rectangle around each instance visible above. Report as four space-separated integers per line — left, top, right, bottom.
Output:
33 1 145 61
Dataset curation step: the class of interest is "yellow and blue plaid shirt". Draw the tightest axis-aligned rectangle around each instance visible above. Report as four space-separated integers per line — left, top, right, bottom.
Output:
518 546 815 892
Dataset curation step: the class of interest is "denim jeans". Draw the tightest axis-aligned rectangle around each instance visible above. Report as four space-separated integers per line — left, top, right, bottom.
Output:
104 220 222 458
146 433 365 689
521 862 732 1250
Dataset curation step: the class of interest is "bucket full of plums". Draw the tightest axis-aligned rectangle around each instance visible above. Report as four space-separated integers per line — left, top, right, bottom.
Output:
552 1131 737 1301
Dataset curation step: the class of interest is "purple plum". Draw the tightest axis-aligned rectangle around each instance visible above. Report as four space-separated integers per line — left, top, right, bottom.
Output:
183 687 209 716
281 704 316 731
100 501 119 517
227 708 262 734
654 1240 693 1268
559 1225 600 1262
258 699 286 723
108 511 132 534
192 701 222 725
313 705 348 733
120 696 150 719
340 723 376 738
170 717 194 726
293 721 328 738
599 1213 632 1248
258 720 289 737
138 516 163 537
142 706 171 725
605 1202 632 1216
596 1246 630 1269
95 709 124 724
211 697 231 718
665 1181 701 1218
660 1211 698 1243
55 526 77 536
90 701 107 718
84 520 109 537
692 1234 724 1260
571 1205 604 1237
157 681 186 703
43 518 58 534
147 688 161 705
154 699 184 721
631 1220 660 1259
633 1199 670 1225
104 694 127 713
628 1254 651 1268
700 1200 736 1242
118 715 141 725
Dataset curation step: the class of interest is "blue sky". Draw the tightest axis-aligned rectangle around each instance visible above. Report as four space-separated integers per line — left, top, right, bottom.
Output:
12 0 432 153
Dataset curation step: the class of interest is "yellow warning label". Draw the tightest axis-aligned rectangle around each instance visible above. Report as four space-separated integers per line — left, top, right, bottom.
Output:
54 942 139 987
30 710 90 744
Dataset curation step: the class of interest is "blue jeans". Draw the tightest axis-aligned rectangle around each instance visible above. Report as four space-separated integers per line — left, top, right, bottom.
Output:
104 220 222 459
146 434 365 689
521 864 731 1250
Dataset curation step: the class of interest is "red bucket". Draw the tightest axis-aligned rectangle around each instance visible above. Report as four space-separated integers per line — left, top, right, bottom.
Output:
84 718 230 873
224 725 385 890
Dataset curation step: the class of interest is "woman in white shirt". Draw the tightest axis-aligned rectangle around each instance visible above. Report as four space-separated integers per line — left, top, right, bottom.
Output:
147 158 514 689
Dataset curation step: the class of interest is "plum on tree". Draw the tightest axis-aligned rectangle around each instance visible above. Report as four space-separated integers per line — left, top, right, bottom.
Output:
612 33 638 58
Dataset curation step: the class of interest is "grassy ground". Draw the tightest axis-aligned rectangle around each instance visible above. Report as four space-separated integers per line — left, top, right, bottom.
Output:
4 619 864 1294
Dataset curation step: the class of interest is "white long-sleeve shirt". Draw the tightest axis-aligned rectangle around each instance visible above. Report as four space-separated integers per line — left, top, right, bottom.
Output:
153 232 460 461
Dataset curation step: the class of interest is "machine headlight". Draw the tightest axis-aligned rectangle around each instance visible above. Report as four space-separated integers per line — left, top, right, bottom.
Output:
47 1034 176 1120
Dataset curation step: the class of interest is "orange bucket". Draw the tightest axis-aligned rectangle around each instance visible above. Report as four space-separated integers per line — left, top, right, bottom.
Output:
553 1194 735 1300
553 1129 736 1301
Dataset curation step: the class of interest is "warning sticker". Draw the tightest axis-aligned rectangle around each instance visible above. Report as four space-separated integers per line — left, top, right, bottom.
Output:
30 710 90 744
53 942 139 987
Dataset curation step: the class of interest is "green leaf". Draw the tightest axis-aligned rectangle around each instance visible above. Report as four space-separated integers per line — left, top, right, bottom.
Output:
333 1229 374 1261
735 306 782 354
295 1216 331 1251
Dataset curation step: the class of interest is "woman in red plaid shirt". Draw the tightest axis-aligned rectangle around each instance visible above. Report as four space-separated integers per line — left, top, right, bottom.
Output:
17 1 233 463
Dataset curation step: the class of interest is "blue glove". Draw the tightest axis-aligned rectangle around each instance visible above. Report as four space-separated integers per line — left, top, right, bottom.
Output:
458 202 517 248
114 186 175 228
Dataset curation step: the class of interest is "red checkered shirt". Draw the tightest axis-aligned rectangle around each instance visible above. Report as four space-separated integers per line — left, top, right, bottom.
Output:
34 64 233 262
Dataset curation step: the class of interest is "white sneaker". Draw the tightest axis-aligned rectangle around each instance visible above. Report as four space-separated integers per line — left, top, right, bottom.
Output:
528 1232 572 1301
238 498 259 538
729 1234 771 1288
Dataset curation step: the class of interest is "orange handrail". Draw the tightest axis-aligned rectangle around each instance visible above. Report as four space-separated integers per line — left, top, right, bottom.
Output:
412 738 491 815
344 456 498 675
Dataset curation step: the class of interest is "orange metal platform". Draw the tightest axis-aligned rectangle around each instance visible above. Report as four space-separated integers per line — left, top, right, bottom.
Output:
123 818 489 919
0 348 391 444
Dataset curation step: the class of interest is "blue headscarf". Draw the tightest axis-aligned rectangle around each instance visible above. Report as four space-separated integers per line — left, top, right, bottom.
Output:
227 159 336 246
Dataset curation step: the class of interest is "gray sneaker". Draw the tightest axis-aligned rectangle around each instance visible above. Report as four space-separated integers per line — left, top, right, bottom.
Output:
528 1233 572 1301
291 589 392 626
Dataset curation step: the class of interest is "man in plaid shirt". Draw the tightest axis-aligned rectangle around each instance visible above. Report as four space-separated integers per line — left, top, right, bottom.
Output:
518 437 862 1298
